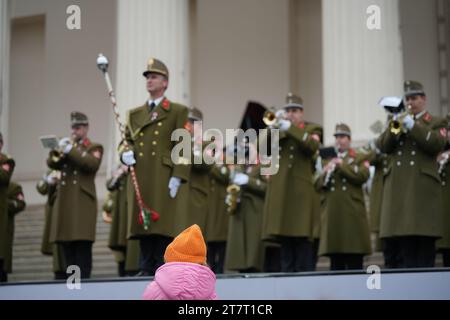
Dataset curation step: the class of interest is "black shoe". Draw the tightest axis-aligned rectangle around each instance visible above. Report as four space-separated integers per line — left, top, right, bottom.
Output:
135 270 151 277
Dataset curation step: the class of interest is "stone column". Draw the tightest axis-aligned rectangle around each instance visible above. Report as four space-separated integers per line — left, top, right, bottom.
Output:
322 0 404 145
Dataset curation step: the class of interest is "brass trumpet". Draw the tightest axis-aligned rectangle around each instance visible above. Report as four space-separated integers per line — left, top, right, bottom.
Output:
389 104 412 135
49 135 76 163
263 108 286 128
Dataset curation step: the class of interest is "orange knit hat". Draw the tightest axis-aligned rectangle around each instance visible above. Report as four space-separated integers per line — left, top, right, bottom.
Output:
164 224 207 264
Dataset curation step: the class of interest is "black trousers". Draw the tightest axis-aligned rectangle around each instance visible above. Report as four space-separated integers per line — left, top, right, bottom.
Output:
311 239 320 271
263 246 281 273
329 254 363 270
279 236 314 272
441 249 450 267
382 237 402 268
207 241 226 274
139 235 172 276
398 236 436 268
0 259 7 282
61 241 93 279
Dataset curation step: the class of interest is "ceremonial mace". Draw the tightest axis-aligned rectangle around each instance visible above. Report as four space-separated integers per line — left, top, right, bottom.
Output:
96 53 159 230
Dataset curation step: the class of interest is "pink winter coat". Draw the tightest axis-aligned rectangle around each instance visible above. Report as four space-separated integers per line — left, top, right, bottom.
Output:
142 262 218 300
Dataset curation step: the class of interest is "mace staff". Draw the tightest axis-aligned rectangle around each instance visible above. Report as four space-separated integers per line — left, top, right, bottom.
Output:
96 53 159 230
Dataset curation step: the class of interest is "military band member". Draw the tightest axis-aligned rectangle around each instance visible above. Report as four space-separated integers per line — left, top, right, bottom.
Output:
0 132 15 282
120 58 190 276
225 144 268 273
377 81 448 268
205 160 230 274
315 124 371 270
437 114 450 266
173 107 211 233
3 182 26 280
36 170 66 279
47 112 103 279
105 165 129 277
262 93 322 272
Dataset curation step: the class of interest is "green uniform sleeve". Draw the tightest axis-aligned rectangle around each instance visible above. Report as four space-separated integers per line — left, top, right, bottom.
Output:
338 160 370 186
286 125 321 156
409 119 447 157
7 184 26 216
210 166 230 185
244 175 267 196
0 158 15 186
66 144 103 174
376 128 399 155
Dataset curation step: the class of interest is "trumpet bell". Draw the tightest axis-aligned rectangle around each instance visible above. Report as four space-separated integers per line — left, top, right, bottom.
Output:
390 120 402 135
263 110 277 126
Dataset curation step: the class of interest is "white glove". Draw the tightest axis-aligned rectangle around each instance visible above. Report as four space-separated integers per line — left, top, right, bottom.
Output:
58 137 73 154
168 177 181 198
45 174 57 185
278 119 291 132
232 173 249 186
121 150 136 166
402 114 415 131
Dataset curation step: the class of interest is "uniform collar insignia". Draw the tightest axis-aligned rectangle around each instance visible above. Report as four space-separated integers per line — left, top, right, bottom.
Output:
348 148 356 158
162 98 170 111
82 138 91 147
423 112 432 122
298 122 305 129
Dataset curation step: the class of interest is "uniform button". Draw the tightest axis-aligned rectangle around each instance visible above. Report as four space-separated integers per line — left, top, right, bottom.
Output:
158 122 162 127
443 181 446 186
289 154 293 159
73 171 77 175
151 152 156 156
397 151 402 156
331 179 335 183
139 152 144 157
288 164 292 169
61 181 66 186
412 141 416 146
383 168 388 174
342 186 347 191
290 146 294 151
139 142 144 147
62 172 66 177
342 178 347 183
397 161 401 166
331 187 335 192
399 141 404 146
410 161 415 166
152 141 157 145
140 132 144 137
411 151 416 156
383 160 387 165
154 131 159 135
73 180 77 185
